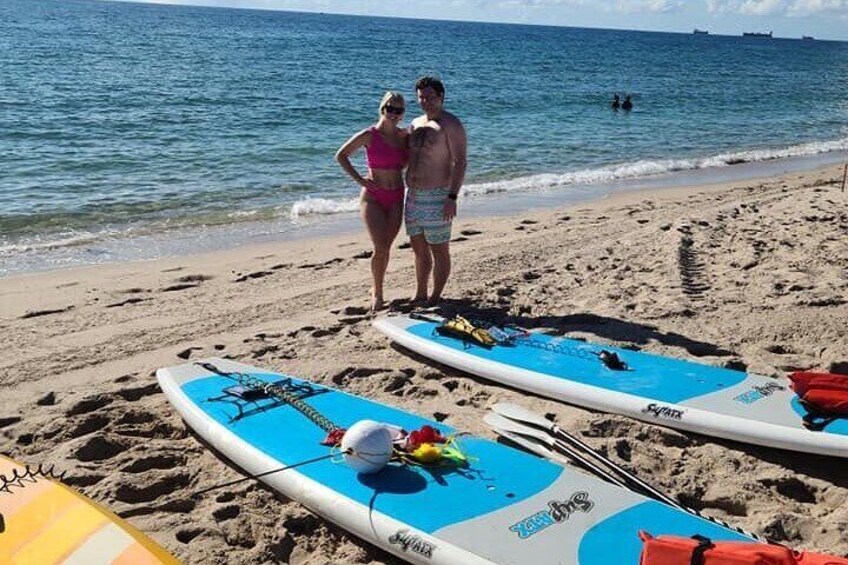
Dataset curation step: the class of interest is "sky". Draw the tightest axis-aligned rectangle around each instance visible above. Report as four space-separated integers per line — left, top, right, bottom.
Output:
111 0 848 41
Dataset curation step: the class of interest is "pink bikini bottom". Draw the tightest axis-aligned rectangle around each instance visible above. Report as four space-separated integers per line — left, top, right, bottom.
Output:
364 185 404 212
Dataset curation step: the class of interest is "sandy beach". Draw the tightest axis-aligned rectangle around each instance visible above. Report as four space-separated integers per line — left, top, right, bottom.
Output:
1 163 846 563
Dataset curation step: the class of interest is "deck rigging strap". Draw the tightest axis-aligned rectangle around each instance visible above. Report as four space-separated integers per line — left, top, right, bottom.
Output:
467 317 628 369
196 361 341 433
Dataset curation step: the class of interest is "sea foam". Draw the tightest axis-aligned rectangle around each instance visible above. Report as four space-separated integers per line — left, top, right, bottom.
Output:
288 137 848 217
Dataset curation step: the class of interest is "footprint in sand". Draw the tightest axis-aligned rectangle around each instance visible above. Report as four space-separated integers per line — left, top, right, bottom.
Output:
678 492 749 517
66 414 111 439
20 306 74 319
330 367 389 386
380 371 413 393
0 416 21 429
175 528 204 544
233 270 274 283
63 473 107 488
74 436 129 462
311 325 343 338
121 454 185 474
160 283 199 292
760 477 817 504
343 306 369 316
177 346 204 360
251 344 288 359
106 297 149 308
298 257 344 270
36 392 56 406
441 380 459 392
116 382 161 402
66 394 114 416
213 505 241 522
114 472 192 504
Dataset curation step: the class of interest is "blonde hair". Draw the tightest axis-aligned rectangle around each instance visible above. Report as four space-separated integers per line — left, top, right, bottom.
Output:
378 91 405 116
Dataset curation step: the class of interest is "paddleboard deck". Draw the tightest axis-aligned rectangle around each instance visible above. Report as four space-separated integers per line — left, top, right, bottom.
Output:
158 357 749 565
373 314 848 458
0 455 178 564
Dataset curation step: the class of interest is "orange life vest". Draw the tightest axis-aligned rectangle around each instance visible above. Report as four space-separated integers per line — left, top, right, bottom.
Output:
788 372 848 429
638 531 848 565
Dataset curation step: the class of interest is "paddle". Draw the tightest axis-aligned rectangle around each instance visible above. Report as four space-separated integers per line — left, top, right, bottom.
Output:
484 412 629 489
492 402 672 504
490 402 768 543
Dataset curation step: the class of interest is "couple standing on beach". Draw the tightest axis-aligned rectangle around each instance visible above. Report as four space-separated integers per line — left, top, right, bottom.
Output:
336 76 467 312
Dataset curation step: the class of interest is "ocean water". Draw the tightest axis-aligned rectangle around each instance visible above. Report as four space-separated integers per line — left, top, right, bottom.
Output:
3 0 848 275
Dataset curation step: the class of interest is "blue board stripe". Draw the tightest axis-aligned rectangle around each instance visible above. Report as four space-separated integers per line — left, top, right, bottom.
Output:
578 500 750 563
406 322 748 404
789 397 848 434
181 372 563 534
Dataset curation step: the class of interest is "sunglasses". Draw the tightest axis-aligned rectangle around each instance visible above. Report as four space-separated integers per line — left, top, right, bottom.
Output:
384 105 405 115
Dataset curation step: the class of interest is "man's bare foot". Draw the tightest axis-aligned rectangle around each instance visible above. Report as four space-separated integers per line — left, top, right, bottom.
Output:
426 295 442 307
410 295 428 304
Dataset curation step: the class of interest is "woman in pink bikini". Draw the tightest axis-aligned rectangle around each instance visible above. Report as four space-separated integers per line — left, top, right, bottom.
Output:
335 91 409 312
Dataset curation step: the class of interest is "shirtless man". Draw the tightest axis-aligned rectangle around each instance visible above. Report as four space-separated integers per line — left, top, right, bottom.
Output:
405 76 467 305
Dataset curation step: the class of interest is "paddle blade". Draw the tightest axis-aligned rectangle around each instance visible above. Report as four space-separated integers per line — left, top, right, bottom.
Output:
492 402 556 431
483 412 555 446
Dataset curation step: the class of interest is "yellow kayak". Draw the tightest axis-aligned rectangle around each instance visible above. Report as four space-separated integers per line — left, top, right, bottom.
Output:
0 455 179 565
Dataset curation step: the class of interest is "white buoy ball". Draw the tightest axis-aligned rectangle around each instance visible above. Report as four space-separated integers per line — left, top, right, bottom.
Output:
340 420 393 474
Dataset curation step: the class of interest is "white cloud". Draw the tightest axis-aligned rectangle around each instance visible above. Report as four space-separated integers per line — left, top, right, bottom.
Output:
787 0 848 16
706 0 847 15
615 0 683 12
707 0 784 14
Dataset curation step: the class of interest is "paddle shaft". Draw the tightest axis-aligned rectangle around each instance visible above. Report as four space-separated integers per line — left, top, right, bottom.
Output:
484 413 629 489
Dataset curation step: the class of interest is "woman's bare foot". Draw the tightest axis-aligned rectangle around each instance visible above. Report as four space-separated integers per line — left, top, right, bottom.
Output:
371 295 385 313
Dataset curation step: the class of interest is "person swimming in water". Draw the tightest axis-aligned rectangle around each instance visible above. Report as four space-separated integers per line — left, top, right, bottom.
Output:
336 91 409 312
622 94 633 111
611 94 620 110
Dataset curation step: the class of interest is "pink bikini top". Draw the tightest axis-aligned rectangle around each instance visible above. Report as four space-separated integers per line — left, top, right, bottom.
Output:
365 127 407 170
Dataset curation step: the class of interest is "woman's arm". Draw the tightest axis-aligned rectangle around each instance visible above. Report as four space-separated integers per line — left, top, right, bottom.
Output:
335 129 372 188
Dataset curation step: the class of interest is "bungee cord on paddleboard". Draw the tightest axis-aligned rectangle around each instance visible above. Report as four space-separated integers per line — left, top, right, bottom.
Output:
195 361 470 478
411 312 630 370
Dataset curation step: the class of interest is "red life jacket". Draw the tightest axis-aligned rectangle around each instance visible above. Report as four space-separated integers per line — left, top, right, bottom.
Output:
639 531 848 565
788 372 848 429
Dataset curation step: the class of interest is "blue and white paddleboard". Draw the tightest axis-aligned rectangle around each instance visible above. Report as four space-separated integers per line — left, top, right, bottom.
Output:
373 314 848 458
158 357 749 565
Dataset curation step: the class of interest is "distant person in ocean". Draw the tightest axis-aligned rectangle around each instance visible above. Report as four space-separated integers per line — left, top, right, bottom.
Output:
336 91 409 312
406 76 467 306
611 94 620 110
622 95 633 111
